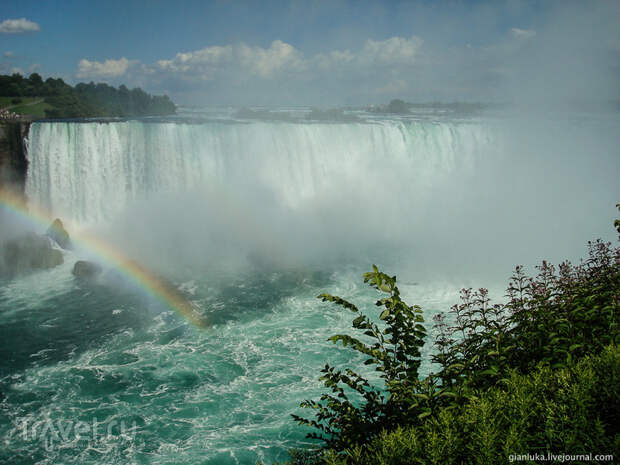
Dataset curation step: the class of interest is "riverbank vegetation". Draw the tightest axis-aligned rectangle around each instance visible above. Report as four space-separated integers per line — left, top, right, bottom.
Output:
0 72 175 118
280 205 620 465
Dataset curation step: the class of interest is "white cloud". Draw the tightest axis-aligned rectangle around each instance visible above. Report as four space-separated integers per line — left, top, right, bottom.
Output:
510 28 536 39
0 18 40 34
77 57 132 79
71 0 618 107
314 49 354 70
157 45 233 73
147 35 422 85
358 36 422 65
97 35 427 103
155 40 305 79
311 36 421 71
237 40 305 77
52 1 620 106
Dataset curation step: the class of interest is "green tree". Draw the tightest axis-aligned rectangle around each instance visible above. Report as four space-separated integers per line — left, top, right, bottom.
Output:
293 266 431 452
386 99 409 114
0 72 175 117
288 204 620 463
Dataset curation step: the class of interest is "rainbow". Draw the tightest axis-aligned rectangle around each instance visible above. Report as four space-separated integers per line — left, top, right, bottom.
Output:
0 188 209 329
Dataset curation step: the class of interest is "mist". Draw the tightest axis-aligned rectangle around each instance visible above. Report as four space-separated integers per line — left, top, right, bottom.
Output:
2 3 620 463
50 114 616 290
5 0 620 286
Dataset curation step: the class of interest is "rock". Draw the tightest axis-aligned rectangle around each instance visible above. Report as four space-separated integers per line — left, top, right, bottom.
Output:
46 218 72 249
0 121 30 194
1 232 63 276
72 260 102 279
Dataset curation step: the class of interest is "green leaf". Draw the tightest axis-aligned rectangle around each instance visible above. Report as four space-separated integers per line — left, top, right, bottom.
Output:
317 293 359 312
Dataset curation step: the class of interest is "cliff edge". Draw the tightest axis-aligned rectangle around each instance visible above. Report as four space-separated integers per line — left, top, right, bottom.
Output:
0 121 30 195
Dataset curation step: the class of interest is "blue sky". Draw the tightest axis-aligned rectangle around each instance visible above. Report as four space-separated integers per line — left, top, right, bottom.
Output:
1 0 619 105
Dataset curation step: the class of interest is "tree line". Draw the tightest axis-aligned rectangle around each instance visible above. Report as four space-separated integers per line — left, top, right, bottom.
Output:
0 72 176 118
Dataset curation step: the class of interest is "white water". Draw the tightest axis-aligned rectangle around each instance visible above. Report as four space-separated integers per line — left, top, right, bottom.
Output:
24 115 620 281
25 120 492 226
4 113 619 464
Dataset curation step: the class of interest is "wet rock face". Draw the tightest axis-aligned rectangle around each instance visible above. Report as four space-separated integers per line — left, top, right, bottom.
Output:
72 260 102 279
0 122 29 194
0 218 75 278
1 232 63 277
46 218 72 250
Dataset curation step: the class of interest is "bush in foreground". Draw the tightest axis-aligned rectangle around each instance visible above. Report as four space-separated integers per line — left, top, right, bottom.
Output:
283 205 619 464
324 345 619 465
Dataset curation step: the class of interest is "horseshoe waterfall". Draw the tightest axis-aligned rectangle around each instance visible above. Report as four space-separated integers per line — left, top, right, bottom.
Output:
1 113 618 464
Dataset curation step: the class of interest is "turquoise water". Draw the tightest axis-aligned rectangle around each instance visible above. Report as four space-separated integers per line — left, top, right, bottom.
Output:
5 117 485 464
2 113 618 464
0 250 454 464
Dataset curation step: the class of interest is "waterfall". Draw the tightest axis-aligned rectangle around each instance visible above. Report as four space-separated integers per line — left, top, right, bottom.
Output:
25 120 493 226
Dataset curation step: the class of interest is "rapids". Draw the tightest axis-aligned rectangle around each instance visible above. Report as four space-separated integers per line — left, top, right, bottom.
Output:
1 110 618 464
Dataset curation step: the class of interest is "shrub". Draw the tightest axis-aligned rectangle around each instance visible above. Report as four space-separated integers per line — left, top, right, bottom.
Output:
324 345 620 465
292 266 432 452
288 204 620 464
433 237 620 394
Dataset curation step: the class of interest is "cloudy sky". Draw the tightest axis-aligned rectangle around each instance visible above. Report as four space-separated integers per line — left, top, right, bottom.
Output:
1 0 619 105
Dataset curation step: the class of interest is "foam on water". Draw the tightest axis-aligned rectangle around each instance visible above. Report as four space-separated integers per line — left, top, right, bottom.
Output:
0 267 460 464
3 114 618 463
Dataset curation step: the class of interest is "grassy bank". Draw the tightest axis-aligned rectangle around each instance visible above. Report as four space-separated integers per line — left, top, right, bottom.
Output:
0 97 52 118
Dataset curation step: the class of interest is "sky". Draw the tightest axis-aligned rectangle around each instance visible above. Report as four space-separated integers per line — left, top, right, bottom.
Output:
1 0 619 105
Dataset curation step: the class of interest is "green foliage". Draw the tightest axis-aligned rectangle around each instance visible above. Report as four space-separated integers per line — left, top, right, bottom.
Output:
8 100 52 118
0 72 175 118
71 82 176 117
0 73 71 98
432 237 620 395
292 266 430 452
287 205 620 464
323 345 620 465
44 93 97 118
385 99 410 114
